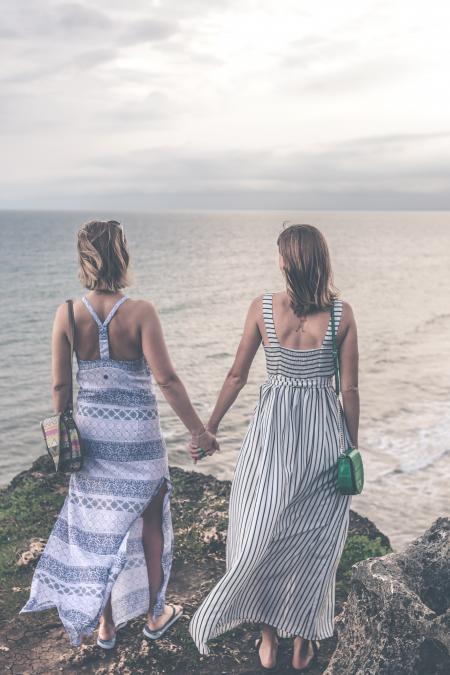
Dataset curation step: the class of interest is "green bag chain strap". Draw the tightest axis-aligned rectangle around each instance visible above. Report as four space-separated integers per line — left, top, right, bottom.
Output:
331 302 364 495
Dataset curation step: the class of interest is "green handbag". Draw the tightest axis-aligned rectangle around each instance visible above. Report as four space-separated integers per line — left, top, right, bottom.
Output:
331 303 364 495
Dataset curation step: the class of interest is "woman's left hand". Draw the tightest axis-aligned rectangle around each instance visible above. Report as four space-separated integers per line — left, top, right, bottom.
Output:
188 429 220 463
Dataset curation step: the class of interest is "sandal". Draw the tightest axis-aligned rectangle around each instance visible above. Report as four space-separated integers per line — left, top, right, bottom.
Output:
143 603 183 640
292 638 320 671
97 624 116 650
255 634 278 671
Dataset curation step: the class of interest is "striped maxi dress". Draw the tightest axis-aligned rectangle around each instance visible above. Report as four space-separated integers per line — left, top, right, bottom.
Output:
21 296 173 645
189 294 352 655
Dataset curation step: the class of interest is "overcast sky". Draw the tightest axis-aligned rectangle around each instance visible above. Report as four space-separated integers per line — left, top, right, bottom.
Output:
1 0 450 210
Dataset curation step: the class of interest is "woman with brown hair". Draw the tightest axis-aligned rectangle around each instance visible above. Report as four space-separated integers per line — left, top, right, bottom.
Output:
21 220 217 648
189 224 359 670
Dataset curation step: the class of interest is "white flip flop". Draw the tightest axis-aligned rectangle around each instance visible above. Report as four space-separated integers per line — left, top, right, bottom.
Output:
96 634 116 650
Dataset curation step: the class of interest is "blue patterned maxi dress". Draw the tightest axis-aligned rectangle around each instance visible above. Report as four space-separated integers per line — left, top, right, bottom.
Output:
21 296 173 645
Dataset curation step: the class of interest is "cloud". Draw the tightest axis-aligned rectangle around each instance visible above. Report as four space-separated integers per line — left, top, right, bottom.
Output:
5 131 447 209
75 48 119 68
121 19 180 44
282 35 357 69
55 2 113 32
299 58 408 94
1 1 449 210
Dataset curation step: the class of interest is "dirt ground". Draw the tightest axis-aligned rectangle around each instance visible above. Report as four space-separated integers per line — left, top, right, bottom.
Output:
0 456 390 674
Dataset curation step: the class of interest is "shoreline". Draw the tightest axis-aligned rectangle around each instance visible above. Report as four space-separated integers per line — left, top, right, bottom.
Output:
0 455 391 674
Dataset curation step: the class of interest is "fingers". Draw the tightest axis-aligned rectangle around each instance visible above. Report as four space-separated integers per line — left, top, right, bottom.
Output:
188 443 204 462
187 431 220 463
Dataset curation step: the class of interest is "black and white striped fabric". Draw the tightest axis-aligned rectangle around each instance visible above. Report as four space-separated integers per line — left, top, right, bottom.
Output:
189 293 352 655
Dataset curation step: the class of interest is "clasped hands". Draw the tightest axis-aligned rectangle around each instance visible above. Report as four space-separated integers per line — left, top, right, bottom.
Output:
188 426 220 464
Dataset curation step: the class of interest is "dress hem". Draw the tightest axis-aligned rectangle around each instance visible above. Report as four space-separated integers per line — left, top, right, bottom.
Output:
21 474 173 647
190 613 336 656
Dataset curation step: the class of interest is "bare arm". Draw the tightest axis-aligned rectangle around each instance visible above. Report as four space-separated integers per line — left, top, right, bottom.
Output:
339 303 360 447
207 297 262 434
140 302 214 449
51 303 73 413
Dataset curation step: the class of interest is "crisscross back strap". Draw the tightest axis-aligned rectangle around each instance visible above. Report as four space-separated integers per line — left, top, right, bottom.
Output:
262 293 278 346
81 296 103 327
81 295 128 360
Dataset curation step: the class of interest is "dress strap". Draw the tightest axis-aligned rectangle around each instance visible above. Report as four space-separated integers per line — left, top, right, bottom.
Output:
102 296 128 327
81 296 103 328
262 293 278 346
323 299 343 347
81 296 128 360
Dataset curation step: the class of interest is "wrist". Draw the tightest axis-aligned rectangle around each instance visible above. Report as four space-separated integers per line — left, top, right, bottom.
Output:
206 420 219 435
191 424 206 438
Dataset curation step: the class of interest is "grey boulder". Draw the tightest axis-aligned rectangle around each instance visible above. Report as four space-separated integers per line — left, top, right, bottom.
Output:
326 517 450 675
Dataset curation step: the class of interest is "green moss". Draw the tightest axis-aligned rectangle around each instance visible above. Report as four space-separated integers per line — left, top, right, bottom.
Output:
338 534 392 584
0 477 66 618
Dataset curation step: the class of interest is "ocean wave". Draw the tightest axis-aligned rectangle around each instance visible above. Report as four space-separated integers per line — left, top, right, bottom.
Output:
382 447 450 476
364 399 450 475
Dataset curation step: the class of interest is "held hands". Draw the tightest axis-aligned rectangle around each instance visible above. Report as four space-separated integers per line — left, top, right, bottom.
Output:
188 426 220 464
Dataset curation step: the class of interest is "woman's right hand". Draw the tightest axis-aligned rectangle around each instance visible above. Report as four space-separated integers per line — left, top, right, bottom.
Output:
188 428 220 464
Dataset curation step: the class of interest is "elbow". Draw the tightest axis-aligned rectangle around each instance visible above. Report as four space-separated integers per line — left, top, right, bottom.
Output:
227 369 247 391
52 382 70 395
341 386 359 395
156 371 179 389
52 382 70 413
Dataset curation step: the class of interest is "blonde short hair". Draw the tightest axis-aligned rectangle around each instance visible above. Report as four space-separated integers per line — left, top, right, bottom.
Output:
77 220 130 291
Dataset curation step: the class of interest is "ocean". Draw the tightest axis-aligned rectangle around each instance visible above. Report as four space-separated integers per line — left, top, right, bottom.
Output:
1 209 449 550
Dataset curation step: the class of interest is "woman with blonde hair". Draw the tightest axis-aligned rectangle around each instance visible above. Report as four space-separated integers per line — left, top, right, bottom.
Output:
189 224 359 671
22 220 217 648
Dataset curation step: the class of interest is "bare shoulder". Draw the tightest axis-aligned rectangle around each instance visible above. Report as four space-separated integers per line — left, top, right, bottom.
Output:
339 300 357 333
341 300 355 318
249 294 264 313
272 290 290 309
127 299 161 330
127 298 157 314
54 301 70 327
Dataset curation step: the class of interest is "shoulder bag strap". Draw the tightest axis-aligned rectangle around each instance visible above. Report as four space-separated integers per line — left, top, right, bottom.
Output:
66 299 76 412
331 302 346 455
331 302 340 396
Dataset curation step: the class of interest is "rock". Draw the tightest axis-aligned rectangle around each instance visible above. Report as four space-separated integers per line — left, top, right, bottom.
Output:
16 538 47 567
348 510 391 550
326 517 450 675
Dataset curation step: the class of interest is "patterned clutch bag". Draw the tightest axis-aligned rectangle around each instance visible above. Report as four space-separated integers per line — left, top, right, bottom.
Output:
41 410 83 473
40 300 83 473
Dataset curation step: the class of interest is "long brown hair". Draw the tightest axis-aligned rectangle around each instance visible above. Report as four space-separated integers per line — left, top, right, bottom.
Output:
277 224 338 316
77 220 130 291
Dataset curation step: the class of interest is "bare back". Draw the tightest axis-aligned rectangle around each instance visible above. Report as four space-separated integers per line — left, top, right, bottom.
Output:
54 292 182 395
257 291 346 351
71 293 144 362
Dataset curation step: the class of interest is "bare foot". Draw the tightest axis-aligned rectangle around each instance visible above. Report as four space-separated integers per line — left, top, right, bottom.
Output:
98 620 116 641
146 603 183 631
256 634 278 669
292 637 320 671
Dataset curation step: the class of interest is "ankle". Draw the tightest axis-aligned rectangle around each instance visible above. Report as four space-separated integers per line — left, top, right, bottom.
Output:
261 632 278 645
100 618 114 628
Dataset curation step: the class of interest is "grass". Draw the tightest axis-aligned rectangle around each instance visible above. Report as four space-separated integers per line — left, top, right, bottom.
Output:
335 534 393 608
0 476 66 618
0 458 394 673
